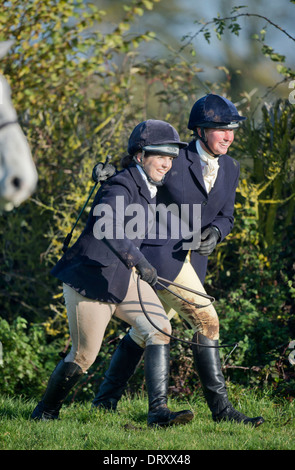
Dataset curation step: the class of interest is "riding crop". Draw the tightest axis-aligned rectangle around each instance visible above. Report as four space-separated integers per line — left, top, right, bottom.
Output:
137 274 239 357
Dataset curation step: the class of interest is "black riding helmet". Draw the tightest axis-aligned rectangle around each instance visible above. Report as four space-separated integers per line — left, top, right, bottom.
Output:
188 94 246 157
128 119 187 186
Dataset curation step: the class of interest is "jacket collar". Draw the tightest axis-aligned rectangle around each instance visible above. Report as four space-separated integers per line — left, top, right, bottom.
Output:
186 141 207 195
127 164 156 204
185 140 225 197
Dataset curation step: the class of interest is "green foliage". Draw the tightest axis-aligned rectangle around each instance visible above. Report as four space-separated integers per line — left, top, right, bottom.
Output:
205 180 295 397
0 317 62 396
233 100 295 247
188 5 295 80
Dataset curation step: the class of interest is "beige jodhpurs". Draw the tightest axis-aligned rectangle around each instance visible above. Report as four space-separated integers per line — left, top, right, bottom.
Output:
63 270 171 372
129 254 220 343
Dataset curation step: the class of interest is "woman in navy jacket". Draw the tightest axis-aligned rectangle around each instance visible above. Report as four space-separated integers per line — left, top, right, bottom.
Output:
94 95 264 427
31 119 194 428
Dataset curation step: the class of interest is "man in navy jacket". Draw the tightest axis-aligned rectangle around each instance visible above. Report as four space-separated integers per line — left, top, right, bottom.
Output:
140 132 240 286
93 95 264 427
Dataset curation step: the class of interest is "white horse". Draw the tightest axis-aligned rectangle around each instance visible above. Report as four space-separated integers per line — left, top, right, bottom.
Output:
0 40 37 211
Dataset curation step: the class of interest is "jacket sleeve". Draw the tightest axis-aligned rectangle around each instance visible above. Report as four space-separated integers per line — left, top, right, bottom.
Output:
210 160 240 241
92 179 144 269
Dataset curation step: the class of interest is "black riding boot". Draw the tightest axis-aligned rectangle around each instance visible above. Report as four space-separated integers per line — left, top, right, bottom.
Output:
31 359 83 420
145 344 194 427
92 333 144 410
192 332 264 427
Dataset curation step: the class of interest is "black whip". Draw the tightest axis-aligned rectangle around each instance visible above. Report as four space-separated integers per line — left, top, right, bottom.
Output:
62 155 112 253
137 275 239 355
157 276 215 308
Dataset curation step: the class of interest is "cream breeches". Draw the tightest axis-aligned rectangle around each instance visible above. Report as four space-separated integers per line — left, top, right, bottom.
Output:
63 270 171 372
129 255 220 344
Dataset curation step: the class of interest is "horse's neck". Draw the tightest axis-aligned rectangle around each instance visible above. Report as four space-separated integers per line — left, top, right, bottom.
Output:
0 75 17 125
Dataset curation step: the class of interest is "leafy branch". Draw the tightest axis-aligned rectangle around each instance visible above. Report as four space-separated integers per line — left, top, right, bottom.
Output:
181 7 295 48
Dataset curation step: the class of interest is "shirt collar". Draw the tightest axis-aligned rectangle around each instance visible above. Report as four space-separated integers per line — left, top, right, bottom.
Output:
196 139 219 163
136 164 158 198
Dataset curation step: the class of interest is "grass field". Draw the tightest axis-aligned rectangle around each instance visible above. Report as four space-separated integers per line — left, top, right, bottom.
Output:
1 387 294 452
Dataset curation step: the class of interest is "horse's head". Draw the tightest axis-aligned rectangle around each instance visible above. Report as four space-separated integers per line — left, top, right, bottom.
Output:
0 40 37 211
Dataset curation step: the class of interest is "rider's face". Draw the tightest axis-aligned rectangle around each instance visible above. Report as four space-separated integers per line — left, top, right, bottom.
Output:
136 154 173 182
198 128 235 155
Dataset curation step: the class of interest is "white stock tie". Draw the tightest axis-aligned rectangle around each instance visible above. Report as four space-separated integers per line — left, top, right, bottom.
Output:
196 140 219 193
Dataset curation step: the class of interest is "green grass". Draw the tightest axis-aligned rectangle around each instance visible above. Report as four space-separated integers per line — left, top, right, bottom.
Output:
0 388 294 451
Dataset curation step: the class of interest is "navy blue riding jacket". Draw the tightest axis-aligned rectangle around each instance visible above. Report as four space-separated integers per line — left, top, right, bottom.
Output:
141 140 240 284
51 165 154 303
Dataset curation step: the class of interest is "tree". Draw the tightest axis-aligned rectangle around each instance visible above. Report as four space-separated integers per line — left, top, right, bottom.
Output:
0 0 160 324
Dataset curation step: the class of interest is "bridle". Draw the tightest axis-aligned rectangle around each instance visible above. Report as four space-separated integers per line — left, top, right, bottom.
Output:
0 120 18 132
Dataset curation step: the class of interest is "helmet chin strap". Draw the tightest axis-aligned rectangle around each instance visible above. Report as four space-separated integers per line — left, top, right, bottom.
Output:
134 151 165 186
200 128 222 158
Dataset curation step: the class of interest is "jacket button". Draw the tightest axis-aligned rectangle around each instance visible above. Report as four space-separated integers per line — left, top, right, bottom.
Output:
202 201 208 206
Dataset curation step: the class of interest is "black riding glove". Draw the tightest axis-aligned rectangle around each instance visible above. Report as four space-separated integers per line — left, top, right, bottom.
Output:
135 257 158 287
92 158 116 183
197 226 221 256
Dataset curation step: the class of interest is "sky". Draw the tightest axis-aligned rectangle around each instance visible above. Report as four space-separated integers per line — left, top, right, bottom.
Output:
90 0 295 103
138 0 294 65
93 0 294 63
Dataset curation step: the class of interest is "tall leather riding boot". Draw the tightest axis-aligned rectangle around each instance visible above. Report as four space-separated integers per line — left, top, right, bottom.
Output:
145 344 194 427
92 333 144 410
192 332 264 427
31 359 84 420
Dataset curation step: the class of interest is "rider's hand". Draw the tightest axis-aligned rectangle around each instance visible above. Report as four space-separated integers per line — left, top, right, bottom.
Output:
135 257 158 287
197 226 220 256
92 158 116 183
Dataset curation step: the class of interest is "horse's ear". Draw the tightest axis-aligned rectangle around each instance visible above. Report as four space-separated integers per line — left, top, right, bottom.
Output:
0 40 15 60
